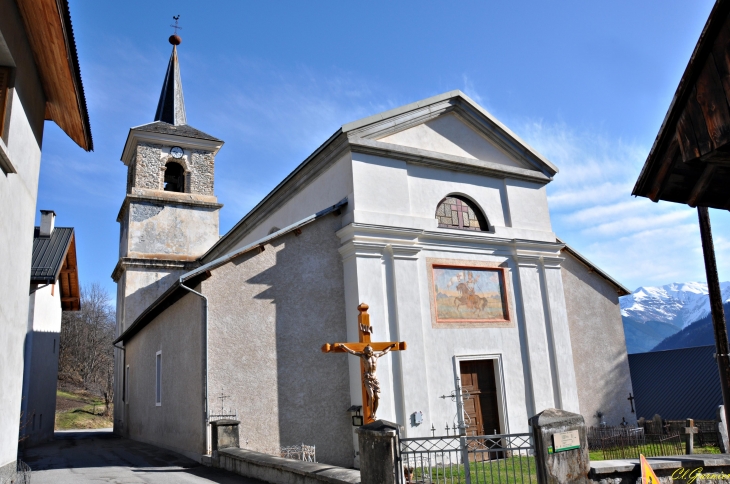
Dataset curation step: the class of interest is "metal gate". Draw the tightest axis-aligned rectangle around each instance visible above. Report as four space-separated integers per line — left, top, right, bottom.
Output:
398 432 535 484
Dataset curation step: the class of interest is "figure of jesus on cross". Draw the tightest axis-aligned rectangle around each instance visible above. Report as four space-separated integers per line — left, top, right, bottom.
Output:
322 303 406 424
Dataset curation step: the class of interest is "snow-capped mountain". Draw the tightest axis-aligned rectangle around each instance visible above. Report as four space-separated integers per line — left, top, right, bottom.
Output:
620 281 730 328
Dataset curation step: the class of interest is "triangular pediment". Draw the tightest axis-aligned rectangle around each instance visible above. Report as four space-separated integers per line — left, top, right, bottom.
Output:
377 113 526 169
342 90 558 177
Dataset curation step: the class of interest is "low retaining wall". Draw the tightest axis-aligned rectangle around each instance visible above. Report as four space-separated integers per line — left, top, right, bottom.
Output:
216 447 361 484
590 454 730 483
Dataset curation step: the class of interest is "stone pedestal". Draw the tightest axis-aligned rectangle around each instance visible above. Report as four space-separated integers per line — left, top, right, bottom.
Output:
529 408 590 484
718 406 729 453
355 419 402 484
211 419 240 452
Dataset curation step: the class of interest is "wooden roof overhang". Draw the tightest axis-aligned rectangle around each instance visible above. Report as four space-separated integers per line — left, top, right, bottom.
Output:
58 232 80 310
15 0 92 151
633 0 730 209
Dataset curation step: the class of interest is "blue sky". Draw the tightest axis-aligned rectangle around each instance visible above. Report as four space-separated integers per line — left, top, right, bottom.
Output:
37 0 727 299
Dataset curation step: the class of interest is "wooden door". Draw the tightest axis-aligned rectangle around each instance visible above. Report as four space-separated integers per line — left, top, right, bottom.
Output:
459 360 500 436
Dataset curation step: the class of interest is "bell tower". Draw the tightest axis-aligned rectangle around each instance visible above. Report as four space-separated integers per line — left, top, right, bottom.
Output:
113 32 224 340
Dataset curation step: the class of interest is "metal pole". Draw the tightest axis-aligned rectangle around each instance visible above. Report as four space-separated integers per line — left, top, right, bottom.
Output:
697 207 730 434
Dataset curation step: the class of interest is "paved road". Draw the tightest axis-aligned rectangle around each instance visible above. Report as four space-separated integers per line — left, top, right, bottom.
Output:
22 429 263 483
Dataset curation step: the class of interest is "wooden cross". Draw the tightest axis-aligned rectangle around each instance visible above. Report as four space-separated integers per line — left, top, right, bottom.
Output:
321 303 406 424
627 393 635 413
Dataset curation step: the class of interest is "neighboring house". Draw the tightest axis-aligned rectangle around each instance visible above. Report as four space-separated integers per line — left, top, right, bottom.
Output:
0 0 91 477
21 210 80 446
112 37 634 467
628 345 721 420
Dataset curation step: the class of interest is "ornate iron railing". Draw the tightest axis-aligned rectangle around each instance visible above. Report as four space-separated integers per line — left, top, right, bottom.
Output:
279 443 316 462
399 433 535 484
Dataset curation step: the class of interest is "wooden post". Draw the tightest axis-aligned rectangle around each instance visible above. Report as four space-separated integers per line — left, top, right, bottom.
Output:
698 207 730 435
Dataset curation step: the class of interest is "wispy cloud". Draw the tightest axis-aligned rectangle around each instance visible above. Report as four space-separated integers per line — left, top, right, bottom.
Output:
513 120 730 290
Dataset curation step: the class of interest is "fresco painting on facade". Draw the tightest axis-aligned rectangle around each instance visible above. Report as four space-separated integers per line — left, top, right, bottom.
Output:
430 263 509 323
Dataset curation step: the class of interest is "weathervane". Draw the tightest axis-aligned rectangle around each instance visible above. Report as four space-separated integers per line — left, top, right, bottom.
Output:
170 15 182 35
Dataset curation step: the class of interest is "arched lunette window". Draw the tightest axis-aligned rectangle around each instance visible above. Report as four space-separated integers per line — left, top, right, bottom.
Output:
435 195 488 232
164 162 185 192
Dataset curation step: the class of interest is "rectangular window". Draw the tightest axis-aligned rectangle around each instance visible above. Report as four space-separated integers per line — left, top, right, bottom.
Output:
155 351 162 406
124 365 129 403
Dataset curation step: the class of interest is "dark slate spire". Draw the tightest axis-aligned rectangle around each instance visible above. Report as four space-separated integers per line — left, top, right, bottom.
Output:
154 36 186 126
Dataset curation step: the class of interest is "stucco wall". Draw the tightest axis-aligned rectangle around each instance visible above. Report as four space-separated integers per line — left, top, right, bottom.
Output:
0 0 46 471
561 251 634 426
205 213 353 467
123 291 206 457
20 283 62 446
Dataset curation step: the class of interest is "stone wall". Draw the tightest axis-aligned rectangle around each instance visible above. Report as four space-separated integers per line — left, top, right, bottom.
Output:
132 143 215 195
561 250 634 426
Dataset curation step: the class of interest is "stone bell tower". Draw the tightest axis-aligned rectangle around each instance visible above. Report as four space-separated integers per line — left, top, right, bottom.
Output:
113 33 224 338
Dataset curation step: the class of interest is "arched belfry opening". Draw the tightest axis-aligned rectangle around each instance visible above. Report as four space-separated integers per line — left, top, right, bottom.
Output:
164 161 185 192
435 195 489 231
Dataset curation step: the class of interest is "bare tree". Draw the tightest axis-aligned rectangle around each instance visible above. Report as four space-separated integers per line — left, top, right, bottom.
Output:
59 283 115 415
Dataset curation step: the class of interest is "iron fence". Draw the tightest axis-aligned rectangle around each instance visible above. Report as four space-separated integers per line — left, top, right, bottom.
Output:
279 443 316 462
587 426 684 460
399 433 535 484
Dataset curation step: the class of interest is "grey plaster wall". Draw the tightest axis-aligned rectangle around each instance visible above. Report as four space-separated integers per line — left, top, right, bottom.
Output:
0 0 47 469
20 331 60 447
561 251 634 426
120 267 188 332
126 201 219 258
205 213 353 467
123 291 206 456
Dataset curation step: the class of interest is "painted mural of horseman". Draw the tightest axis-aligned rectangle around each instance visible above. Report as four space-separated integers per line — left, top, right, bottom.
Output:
454 271 489 311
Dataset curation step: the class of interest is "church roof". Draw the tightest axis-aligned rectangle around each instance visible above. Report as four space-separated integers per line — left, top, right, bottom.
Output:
113 198 348 345
155 45 187 126
558 238 631 296
131 121 222 142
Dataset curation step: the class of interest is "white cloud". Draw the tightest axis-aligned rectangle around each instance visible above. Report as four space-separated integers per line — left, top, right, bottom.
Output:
512 120 730 290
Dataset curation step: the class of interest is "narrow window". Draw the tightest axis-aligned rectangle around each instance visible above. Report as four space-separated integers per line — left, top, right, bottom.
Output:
53 338 56 354
155 351 162 406
163 162 185 192
124 365 130 403
435 195 489 232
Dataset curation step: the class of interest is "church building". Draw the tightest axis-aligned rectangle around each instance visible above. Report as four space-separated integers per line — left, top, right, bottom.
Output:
113 37 634 467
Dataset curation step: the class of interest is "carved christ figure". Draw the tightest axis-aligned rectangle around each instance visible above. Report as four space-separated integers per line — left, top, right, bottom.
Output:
336 343 396 420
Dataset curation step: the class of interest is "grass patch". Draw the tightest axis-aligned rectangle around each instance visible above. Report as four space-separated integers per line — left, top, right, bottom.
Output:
55 389 112 430
410 455 538 483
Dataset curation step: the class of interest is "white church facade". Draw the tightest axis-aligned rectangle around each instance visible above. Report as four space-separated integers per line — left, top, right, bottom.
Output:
113 40 634 467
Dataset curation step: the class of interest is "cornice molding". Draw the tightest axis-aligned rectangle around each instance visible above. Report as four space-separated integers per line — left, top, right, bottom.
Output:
111 257 198 281
349 138 551 184
121 129 223 166
338 241 387 263
116 194 223 222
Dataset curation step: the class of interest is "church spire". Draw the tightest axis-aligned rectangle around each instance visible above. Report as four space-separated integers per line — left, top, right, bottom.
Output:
154 28 186 126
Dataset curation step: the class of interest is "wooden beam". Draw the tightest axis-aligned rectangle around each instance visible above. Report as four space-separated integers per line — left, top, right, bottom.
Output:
688 164 716 207
695 53 730 149
687 86 715 156
648 138 680 201
321 342 407 353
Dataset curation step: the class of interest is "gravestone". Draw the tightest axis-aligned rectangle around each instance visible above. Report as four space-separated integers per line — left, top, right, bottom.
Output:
529 408 590 484
356 419 402 484
718 406 729 453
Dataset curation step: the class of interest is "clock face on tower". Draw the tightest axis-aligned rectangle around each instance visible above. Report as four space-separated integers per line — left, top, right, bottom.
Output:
170 146 184 159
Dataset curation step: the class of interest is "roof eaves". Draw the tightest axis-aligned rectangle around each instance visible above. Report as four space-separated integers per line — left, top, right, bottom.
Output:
57 0 93 151
558 238 631 296
632 0 729 197
113 198 348 345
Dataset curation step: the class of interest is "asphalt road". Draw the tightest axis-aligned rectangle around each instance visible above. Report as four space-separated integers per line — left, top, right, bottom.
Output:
22 429 263 483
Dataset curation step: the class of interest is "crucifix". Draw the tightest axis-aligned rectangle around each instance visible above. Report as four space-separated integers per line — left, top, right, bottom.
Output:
627 393 635 413
322 303 406 424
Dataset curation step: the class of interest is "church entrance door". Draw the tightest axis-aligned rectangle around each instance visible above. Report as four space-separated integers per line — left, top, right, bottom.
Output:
459 359 500 436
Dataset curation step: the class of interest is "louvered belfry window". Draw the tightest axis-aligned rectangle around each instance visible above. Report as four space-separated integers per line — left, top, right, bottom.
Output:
436 195 488 232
